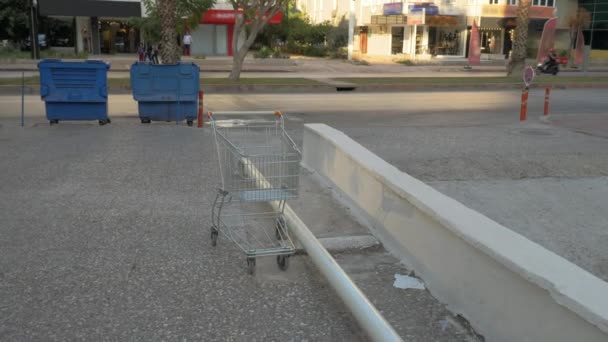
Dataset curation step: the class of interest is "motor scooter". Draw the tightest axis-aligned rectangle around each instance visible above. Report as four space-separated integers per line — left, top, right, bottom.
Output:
537 56 559 75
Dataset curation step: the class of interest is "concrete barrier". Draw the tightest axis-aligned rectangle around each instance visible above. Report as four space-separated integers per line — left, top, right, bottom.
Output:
301 123 608 342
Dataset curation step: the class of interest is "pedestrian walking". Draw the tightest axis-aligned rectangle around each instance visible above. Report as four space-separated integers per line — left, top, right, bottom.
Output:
137 44 145 62
183 31 192 57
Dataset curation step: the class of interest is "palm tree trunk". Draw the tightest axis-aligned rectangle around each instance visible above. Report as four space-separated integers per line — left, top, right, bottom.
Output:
507 0 531 77
159 0 179 64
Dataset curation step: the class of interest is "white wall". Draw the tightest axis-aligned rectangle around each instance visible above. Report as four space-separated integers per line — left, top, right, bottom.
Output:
366 29 390 55
302 123 608 342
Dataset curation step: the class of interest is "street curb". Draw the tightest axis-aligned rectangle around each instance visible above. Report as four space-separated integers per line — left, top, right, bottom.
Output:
2 82 608 95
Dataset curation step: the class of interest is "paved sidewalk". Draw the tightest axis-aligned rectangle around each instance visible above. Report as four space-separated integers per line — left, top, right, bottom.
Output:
0 118 478 341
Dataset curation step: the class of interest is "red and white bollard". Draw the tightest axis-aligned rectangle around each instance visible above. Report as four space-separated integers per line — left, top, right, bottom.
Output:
543 87 551 116
197 90 204 128
520 87 529 121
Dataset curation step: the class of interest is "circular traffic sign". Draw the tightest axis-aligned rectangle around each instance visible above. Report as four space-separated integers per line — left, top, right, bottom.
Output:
523 66 536 88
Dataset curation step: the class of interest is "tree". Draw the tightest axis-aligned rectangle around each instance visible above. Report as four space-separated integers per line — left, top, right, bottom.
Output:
131 0 214 63
0 0 30 43
507 0 532 76
229 0 289 80
566 7 591 67
158 0 178 64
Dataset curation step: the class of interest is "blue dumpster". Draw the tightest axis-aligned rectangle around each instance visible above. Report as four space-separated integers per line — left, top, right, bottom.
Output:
38 59 110 125
130 63 200 126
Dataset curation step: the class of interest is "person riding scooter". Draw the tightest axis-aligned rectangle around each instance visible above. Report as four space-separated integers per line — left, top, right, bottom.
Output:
537 49 559 75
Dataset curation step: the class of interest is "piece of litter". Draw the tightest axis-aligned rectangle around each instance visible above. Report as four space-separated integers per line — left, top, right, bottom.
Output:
393 273 426 290
438 319 450 331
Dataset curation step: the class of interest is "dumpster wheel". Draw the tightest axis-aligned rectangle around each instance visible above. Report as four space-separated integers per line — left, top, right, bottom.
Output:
49 120 59 126
187 120 194 127
98 119 110 126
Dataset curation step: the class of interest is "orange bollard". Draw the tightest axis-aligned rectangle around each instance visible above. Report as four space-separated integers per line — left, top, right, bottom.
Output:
520 87 529 121
197 90 204 128
543 87 551 116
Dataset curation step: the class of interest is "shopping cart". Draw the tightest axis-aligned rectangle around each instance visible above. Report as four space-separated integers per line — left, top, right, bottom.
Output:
208 111 301 274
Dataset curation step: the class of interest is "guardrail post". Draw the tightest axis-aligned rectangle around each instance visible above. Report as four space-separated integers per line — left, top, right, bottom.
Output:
544 87 551 116
520 87 529 121
198 90 204 128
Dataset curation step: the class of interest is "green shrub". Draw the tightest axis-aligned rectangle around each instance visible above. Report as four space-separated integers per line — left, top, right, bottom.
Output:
329 47 347 59
302 45 327 57
254 46 273 59
396 58 415 66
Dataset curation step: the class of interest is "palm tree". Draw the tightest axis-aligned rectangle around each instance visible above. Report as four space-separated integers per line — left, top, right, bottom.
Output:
158 0 179 64
507 0 532 76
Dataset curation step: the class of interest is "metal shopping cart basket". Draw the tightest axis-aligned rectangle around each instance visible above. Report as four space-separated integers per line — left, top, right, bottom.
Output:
208 111 301 274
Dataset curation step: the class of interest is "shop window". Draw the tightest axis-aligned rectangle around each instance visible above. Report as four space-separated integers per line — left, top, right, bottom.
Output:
480 29 502 54
533 0 554 6
488 0 499 4
508 0 517 5
429 27 463 56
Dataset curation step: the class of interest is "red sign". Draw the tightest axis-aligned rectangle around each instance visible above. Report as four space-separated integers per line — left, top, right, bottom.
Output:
468 19 481 66
536 17 557 63
202 9 283 24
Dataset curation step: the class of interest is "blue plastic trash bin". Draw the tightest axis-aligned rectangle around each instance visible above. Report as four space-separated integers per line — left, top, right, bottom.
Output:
38 59 111 125
130 63 200 126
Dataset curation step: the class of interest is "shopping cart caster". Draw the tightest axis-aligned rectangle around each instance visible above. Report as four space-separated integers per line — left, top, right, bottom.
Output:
210 227 219 246
275 217 286 240
187 120 193 127
246 257 256 275
49 120 59 125
277 255 289 271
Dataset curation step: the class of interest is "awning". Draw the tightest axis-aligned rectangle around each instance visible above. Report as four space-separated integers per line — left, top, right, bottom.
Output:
426 15 464 27
38 0 141 18
370 15 407 25
478 17 548 29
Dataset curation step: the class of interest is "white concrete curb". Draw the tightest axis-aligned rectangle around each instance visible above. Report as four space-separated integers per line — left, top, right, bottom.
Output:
301 123 608 342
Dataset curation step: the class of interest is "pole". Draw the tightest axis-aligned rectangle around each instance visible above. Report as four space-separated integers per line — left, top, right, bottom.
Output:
520 87 529 121
588 0 597 69
544 87 551 116
29 0 39 60
197 90 204 128
347 0 355 61
21 72 25 127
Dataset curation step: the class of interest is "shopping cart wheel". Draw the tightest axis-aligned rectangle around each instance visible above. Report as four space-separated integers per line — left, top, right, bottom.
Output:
210 227 219 246
187 120 193 127
275 217 286 240
277 255 289 271
247 257 256 275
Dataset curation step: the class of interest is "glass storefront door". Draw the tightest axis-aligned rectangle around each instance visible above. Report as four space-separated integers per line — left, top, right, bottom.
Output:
391 26 404 54
99 20 139 54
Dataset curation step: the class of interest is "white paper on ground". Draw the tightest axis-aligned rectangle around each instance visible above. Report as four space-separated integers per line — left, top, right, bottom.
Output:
393 274 426 290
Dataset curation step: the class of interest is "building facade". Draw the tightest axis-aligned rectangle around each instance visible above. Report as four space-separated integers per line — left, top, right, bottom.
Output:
37 0 281 57
38 0 144 54
299 0 581 60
